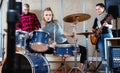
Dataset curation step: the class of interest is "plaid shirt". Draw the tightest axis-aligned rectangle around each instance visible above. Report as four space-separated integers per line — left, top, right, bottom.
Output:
16 12 41 32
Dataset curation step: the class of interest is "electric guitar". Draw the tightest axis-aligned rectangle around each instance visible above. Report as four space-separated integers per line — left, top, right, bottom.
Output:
90 26 104 45
90 14 113 45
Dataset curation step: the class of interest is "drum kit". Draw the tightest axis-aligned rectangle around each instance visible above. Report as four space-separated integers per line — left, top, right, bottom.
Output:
2 13 92 73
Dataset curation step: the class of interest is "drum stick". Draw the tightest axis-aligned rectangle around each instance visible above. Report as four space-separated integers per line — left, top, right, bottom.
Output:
54 25 56 43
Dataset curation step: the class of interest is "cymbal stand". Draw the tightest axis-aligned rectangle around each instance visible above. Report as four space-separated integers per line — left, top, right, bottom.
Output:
54 56 67 73
83 30 92 72
23 33 29 54
19 33 29 54
68 22 84 73
84 30 89 72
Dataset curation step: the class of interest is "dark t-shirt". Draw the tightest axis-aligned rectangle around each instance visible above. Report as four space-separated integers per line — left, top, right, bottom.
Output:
92 14 113 34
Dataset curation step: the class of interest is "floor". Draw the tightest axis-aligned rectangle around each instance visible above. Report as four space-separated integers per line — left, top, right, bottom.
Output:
0 62 106 73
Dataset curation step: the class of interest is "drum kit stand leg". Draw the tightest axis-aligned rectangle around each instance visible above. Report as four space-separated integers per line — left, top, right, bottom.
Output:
16 31 30 54
68 22 84 73
88 47 102 72
68 39 84 73
54 56 67 73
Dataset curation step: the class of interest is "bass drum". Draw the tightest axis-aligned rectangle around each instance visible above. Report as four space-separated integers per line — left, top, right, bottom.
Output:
2 53 50 73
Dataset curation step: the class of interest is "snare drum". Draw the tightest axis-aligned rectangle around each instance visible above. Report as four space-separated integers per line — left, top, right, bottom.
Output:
2 53 50 73
30 30 49 52
54 44 75 56
16 30 29 52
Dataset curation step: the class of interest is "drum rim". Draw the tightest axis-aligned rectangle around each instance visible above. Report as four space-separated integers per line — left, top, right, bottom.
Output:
16 30 29 34
22 53 51 73
38 54 51 73
1 53 34 73
31 30 50 36
1 53 50 73
56 44 75 48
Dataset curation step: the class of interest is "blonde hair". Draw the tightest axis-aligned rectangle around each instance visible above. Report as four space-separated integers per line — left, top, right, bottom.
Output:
42 7 55 27
23 3 30 8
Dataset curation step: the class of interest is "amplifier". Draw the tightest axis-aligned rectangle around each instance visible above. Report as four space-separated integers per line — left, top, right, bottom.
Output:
108 46 120 72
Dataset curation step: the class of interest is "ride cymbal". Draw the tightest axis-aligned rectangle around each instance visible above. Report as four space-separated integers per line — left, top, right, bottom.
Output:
63 13 91 23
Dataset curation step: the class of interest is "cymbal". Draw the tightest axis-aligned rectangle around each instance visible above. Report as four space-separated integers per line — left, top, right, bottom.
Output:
63 13 91 23
76 32 93 36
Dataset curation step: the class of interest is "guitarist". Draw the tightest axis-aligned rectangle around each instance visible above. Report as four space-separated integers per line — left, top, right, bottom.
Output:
92 3 113 71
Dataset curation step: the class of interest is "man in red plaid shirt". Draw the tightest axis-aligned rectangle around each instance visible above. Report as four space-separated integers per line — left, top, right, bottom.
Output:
16 3 41 32
16 3 41 52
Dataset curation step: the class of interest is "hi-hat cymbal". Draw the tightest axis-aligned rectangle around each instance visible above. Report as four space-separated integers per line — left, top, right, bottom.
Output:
76 32 93 36
63 13 91 23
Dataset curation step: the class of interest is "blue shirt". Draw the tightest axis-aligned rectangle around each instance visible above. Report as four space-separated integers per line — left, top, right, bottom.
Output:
42 20 67 43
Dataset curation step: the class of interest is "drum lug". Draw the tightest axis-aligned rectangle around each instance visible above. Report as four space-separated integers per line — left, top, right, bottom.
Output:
44 64 50 66
32 64 39 68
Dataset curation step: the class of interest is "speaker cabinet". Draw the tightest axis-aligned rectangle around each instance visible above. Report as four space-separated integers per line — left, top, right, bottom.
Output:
108 46 120 72
105 0 120 19
112 29 120 37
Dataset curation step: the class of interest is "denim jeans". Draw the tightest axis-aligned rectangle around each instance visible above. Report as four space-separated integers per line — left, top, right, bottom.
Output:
98 32 113 61
98 32 113 71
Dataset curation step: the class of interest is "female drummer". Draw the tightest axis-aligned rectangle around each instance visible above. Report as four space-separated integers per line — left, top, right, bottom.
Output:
42 7 87 70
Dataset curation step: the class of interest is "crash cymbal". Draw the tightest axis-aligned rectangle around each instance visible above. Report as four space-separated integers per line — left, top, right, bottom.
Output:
63 13 91 23
76 32 93 36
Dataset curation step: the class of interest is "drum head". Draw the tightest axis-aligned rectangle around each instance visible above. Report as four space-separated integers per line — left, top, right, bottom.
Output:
2 53 50 73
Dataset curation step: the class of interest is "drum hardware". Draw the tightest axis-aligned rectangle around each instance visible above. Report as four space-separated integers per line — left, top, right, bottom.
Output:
68 23 84 73
76 32 93 38
30 30 49 52
54 44 75 73
54 44 75 56
63 13 91 23
31 64 39 68
63 13 91 73
76 31 94 72
54 56 67 73
16 30 29 54
2 53 51 73
87 47 102 72
43 63 50 66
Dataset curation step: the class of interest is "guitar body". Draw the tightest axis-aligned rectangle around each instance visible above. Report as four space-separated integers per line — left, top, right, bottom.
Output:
90 33 100 45
91 14 113 45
